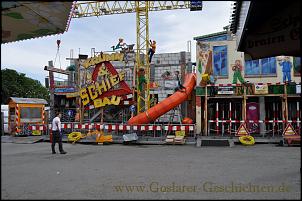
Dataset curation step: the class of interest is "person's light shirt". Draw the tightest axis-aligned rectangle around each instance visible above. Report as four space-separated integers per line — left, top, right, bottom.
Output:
52 117 61 131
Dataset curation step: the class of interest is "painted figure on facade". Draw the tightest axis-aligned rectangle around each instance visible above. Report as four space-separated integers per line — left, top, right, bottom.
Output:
278 56 292 83
232 60 246 84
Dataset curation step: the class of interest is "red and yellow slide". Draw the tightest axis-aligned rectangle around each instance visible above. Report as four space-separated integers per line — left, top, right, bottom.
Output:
127 73 196 125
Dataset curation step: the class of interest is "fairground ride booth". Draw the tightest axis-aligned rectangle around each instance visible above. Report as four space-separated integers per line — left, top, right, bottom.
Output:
8 97 48 136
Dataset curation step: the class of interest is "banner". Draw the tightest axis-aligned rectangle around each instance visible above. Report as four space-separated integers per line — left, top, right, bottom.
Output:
254 84 268 94
217 86 234 95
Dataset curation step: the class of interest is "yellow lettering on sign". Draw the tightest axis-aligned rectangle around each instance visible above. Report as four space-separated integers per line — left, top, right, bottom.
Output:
98 65 109 76
80 88 90 106
110 95 121 105
82 53 124 68
93 99 102 108
105 78 111 89
116 53 124 61
103 97 111 106
93 96 121 108
95 80 107 95
118 71 125 81
110 74 119 87
87 85 98 101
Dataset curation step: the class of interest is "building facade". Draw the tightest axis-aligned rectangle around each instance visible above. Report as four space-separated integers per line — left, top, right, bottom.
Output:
194 30 301 137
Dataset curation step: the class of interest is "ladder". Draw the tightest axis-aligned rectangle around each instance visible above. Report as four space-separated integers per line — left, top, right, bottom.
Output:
165 105 182 136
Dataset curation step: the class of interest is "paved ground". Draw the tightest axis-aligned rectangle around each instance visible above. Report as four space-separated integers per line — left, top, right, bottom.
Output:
1 142 301 200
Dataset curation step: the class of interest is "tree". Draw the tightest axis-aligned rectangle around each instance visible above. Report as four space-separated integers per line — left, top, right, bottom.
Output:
1 68 49 104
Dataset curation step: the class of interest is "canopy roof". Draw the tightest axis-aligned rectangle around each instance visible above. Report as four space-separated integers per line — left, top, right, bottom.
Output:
9 97 48 105
2 1 75 44
229 1 300 60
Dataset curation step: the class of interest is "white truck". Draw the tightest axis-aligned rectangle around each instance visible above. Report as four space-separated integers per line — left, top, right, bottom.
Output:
1 105 9 134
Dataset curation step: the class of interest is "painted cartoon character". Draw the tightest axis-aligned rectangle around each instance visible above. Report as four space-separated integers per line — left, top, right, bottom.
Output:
232 60 246 84
278 56 292 83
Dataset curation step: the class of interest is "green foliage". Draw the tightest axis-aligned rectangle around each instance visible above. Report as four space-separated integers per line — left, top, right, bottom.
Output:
1 68 49 104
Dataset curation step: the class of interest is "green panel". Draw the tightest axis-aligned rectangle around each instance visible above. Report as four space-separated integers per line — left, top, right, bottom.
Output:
269 85 284 94
286 85 296 94
196 87 206 96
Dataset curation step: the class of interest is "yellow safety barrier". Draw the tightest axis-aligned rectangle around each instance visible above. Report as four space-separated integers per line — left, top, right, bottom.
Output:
239 135 255 146
68 132 83 143
86 130 113 143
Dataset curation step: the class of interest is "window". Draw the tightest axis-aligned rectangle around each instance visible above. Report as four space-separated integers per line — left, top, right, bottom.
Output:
245 57 276 76
293 57 301 76
213 46 228 77
20 107 42 119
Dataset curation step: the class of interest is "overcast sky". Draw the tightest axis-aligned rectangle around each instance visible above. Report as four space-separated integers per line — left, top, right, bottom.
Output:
1 1 233 85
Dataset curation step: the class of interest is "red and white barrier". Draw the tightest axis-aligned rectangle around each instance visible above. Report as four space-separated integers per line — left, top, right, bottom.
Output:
28 123 195 132
208 120 301 123
206 82 301 87
29 125 47 131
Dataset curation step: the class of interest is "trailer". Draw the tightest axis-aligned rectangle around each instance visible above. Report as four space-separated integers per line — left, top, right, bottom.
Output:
8 97 48 136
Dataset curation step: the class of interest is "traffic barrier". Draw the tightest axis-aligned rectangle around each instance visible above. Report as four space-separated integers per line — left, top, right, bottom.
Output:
27 123 196 140
208 120 301 137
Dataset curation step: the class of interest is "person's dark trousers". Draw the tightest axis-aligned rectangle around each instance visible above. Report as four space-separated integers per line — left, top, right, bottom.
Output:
51 130 64 153
148 48 155 63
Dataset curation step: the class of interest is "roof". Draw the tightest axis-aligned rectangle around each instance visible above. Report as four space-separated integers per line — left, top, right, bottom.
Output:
2 2 75 44
229 1 242 34
228 1 300 59
9 97 48 105
193 31 228 41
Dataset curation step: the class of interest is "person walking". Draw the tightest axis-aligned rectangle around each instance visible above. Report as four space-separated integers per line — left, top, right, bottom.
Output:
51 112 67 154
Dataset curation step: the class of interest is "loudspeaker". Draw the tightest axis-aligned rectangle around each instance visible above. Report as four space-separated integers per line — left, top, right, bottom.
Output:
45 78 49 88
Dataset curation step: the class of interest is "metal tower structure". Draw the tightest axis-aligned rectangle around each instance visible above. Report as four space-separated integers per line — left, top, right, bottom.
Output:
72 1 202 114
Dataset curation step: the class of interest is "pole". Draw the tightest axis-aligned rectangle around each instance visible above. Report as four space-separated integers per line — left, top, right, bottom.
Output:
1 112 4 135
222 103 224 136
273 102 276 137
216 102 219 136
284 83 288 132
234 104 237 135
297 101 300 134
229 101 232 136
204 86 208 136
243 85 247 123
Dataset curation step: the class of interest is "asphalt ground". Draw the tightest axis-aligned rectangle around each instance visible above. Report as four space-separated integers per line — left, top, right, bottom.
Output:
1 142 301 200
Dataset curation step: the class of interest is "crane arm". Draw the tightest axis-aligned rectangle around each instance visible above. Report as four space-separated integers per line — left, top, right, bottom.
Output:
72 1 191 18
